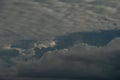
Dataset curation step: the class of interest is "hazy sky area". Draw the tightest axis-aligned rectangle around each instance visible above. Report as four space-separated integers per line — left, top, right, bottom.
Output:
0 0 120 80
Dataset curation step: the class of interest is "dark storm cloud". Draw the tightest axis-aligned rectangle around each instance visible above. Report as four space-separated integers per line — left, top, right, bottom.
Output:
1 41 120 79
3 38 118 80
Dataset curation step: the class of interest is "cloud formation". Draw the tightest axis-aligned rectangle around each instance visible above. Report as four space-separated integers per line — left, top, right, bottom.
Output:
0 0 120 41
0 0 120 80
0 38 119 80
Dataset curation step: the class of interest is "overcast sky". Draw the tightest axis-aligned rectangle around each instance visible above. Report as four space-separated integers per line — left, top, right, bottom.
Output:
0 0 120 80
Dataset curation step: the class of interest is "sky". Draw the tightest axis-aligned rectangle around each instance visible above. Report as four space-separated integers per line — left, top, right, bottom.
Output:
0 0 120 80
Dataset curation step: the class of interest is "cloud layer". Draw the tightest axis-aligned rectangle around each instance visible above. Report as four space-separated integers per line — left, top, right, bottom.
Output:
0 0 120 80
0 0 120 41
0 38 120 80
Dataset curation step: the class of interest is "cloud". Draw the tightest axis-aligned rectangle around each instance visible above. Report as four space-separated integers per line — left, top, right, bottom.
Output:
1 38 117 80
0 37 120 80
0 0 120 80
0 0 120 42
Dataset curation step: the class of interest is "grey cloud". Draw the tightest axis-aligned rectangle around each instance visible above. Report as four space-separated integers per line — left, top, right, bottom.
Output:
4 38 118 80
0 38 120 79
0 0 120 80
0 0 120 42
0 36 119 80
